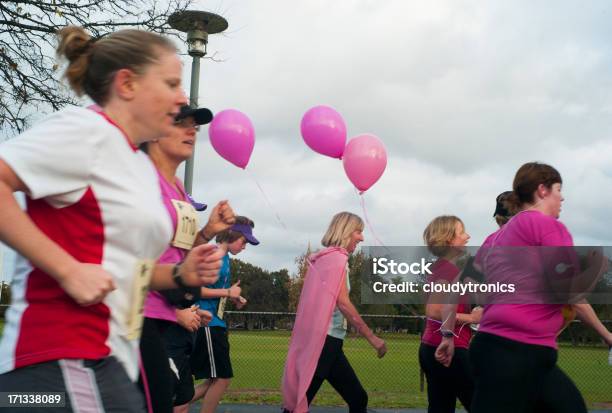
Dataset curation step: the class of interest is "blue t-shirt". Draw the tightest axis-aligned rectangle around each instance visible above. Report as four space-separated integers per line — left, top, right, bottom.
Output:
198 254 231 328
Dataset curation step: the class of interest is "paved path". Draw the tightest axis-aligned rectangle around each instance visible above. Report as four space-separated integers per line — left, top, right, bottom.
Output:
188 405 612 413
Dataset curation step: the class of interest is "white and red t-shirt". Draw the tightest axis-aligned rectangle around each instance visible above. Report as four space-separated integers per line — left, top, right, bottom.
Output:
0 106 172 381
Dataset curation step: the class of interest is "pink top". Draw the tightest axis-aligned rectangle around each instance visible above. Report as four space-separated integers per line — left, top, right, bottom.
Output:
143 171 190 322
477 210 574 349
282 247 349 413
421 259 472 349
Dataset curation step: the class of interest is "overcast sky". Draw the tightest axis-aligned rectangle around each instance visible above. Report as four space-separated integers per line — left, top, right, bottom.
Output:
3 0 612 278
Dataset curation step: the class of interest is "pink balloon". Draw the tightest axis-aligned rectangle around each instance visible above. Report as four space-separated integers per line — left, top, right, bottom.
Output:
208 109 255 169
300 105 347 159
342 134 387 193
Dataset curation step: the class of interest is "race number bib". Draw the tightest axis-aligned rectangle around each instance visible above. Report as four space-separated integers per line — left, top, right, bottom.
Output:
217 297 228 320
171 199 199 250
126 259 155 340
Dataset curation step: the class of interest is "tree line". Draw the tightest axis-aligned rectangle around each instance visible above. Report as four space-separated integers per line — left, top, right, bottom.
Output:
0 249 610 344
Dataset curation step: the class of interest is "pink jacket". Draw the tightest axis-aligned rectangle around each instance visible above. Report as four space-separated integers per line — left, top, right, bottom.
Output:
282 247 349 413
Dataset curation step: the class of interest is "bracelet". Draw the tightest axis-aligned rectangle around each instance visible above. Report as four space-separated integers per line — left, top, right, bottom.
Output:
200 228 213 243
226 288 231 298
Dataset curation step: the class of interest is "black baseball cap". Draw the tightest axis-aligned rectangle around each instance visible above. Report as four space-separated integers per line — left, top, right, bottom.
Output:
175 105 213 125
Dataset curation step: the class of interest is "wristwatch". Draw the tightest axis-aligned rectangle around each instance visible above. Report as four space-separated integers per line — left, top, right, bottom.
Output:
172 263 186 288
440 330 455 338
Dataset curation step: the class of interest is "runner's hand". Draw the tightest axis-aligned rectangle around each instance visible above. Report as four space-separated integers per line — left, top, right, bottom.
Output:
228 280 242 298
200 201 236 240
197 309 213 326
176 306 201 332
369 336 387 358
180 244 223 286
435 337 455 367
232 296 247 310
470 306 483 324
59 263 116 306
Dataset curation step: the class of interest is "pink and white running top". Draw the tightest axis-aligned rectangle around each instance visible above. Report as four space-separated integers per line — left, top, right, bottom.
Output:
0 106 172 381
142 171 191 322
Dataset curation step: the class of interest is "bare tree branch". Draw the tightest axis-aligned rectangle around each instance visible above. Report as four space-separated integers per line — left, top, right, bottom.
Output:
0 20 56 33
0 0 217 136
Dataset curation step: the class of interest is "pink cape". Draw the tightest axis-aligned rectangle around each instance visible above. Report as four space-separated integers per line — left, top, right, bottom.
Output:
281 247 349 413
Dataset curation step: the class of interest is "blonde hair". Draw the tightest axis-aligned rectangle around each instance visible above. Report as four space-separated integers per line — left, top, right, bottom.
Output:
321 212 364 250
423 215 463 257
56 26 176 105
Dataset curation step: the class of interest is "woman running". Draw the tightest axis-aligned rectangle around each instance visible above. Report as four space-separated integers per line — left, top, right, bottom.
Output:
139 105 236 413
436 162 612 413
0 26 222 412
190 216 259 413
420 215 481 413
282 212 387 413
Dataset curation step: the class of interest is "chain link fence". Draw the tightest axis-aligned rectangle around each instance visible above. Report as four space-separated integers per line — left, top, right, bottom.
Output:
0 307 609 408
222 311 612 409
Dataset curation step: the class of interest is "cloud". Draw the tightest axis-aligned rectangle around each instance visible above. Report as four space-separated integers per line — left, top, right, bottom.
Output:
189 125 612 273
194 0 612 173
166 0 612 273
3 1 612 280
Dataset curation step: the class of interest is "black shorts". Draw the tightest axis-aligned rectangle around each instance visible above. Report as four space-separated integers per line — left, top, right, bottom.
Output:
0 357 145 413
163 322 196 405
190 326 233 379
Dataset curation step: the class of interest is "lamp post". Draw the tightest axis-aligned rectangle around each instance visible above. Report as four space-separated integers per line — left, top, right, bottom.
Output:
168 10 228 194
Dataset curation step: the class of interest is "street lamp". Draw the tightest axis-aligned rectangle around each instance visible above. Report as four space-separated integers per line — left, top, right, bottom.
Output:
168 10 228 194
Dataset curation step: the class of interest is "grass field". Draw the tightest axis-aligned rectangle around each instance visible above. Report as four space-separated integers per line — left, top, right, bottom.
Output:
224 330 612 409
0 322 610 408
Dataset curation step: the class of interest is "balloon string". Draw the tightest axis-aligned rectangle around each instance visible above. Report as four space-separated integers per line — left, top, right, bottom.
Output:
429 314 468 338
357 190 391 253
246 168 289 232
245 168 324 278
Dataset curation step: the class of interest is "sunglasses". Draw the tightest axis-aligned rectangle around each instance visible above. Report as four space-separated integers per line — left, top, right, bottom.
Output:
173 117 200 131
